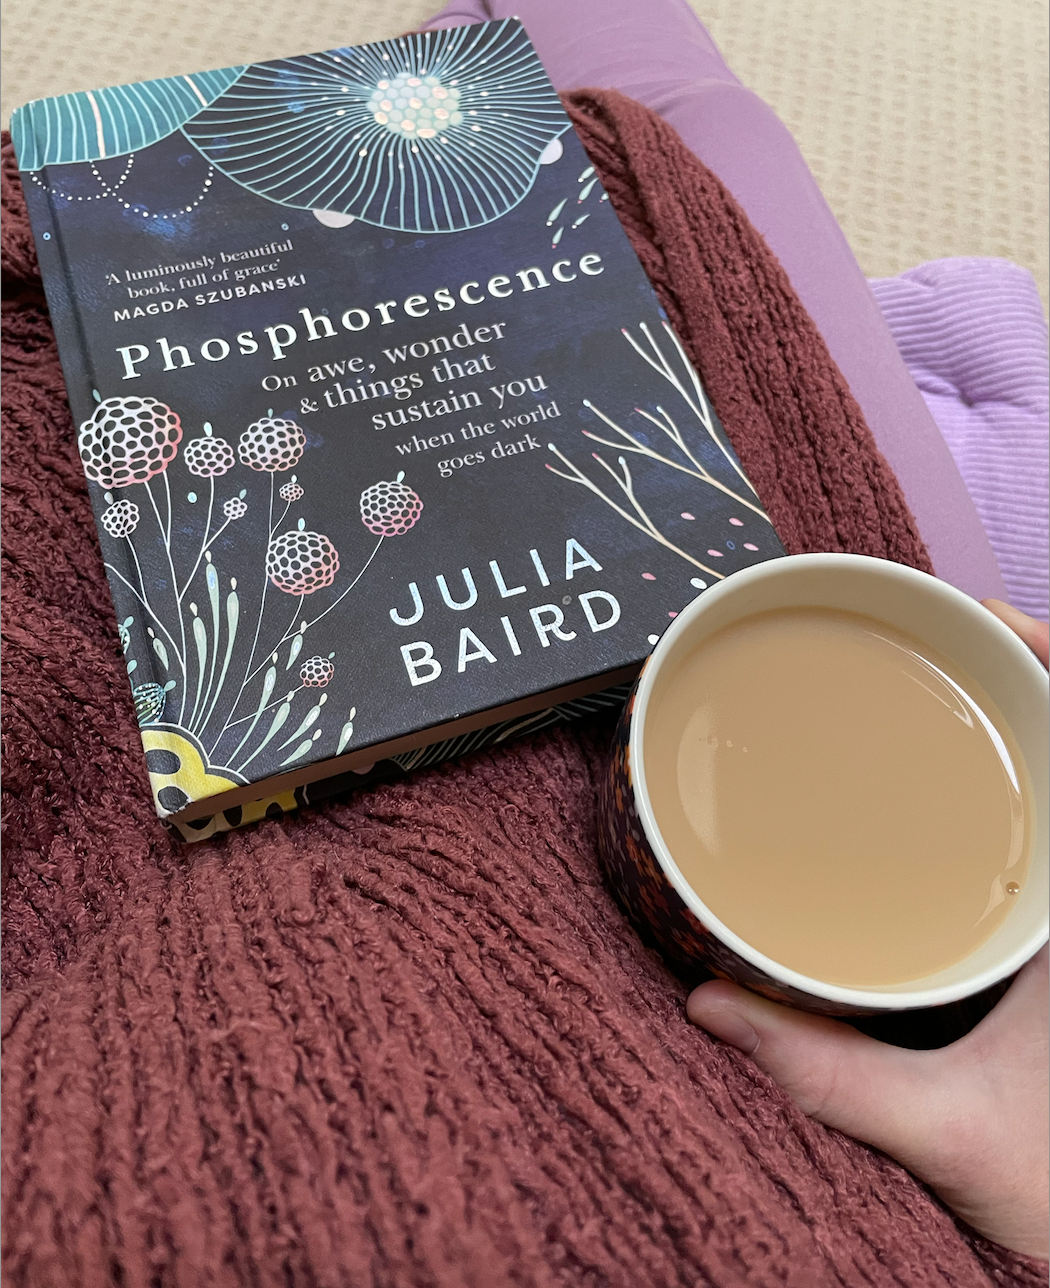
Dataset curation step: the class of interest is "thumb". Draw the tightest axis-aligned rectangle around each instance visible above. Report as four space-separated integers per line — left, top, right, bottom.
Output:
981 598 1049 669
686 980 932 1156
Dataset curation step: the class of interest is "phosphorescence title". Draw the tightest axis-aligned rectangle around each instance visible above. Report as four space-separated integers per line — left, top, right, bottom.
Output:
113 252 605 380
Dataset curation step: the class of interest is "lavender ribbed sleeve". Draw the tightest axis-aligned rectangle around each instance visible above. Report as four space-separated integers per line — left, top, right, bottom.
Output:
870 260 1049 620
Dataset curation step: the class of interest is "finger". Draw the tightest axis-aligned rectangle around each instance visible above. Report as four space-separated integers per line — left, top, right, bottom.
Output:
917 947 1049 1258
981 598 1050 669
948 946 1049 1150
686 981 935 1157
960 943 1048 1058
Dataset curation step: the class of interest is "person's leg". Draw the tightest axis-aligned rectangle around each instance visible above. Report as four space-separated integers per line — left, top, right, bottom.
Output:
422 0 1008 602
426 0 744 93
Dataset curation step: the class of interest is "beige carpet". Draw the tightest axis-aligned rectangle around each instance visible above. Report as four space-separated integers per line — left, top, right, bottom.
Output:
2 0 1047 310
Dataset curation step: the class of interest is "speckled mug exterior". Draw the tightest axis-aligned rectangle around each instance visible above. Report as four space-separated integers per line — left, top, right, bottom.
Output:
598 554 1050 1016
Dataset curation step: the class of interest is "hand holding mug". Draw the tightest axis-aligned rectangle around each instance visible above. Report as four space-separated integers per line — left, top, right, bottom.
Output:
687 600 1050 1259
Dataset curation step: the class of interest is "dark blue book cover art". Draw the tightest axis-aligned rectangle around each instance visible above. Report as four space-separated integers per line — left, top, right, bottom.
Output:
12 20 785 832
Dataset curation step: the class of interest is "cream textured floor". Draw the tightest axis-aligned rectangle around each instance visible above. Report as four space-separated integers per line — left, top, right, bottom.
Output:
2 0 1047 310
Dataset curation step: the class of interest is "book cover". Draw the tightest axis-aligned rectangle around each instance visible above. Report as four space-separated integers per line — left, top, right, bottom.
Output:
12 19 785 837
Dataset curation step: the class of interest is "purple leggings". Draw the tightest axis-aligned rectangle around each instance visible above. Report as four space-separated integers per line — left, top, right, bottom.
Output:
423 0 1008 602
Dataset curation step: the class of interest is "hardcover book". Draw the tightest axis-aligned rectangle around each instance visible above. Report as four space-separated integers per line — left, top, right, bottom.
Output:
12 19 785 839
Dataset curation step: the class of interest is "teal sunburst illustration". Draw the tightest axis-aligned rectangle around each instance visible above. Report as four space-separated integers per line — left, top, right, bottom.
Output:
181 20 569 233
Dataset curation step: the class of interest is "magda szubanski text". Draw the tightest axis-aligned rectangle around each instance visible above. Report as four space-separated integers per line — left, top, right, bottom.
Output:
111 253 605 381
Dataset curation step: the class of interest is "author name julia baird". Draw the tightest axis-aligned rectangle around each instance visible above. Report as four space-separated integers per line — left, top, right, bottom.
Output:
389 537 623 687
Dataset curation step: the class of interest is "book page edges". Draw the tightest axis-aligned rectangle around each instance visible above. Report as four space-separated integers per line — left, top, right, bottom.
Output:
166 662 640 824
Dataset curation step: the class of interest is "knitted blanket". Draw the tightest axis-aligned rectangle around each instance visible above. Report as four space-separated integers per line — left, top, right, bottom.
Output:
3 92 1043 1287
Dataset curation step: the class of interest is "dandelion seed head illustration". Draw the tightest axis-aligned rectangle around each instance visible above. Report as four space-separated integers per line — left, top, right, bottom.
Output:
238 417 306 472
279 480 305 502
367 73 462 138
360 473 423 536
79 396 182 488
267 529 340 594
100 498 140 538
300 656 335 687
185 433 236 477
223 496 248 520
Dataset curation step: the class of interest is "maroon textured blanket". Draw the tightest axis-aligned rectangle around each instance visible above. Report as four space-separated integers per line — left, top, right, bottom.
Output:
3 93 1043 1286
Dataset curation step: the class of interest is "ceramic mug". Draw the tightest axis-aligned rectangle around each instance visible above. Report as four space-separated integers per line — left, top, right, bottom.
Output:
598 553 1049 1016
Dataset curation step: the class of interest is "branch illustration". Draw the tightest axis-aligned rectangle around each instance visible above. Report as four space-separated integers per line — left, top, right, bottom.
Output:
143 477 189 723
178 477 215 602
104 557 186 679
162 470 174 548
546 322 774 575
623 320 754 490
222 473 277 731
224 683 306 729
581 399 770 522
546 446 725 579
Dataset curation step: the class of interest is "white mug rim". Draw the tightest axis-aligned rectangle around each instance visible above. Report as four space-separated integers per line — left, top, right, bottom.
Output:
629 553 1050 1011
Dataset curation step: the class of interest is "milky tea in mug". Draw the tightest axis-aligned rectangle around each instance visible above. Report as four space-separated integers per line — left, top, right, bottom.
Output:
644 606 1034 987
